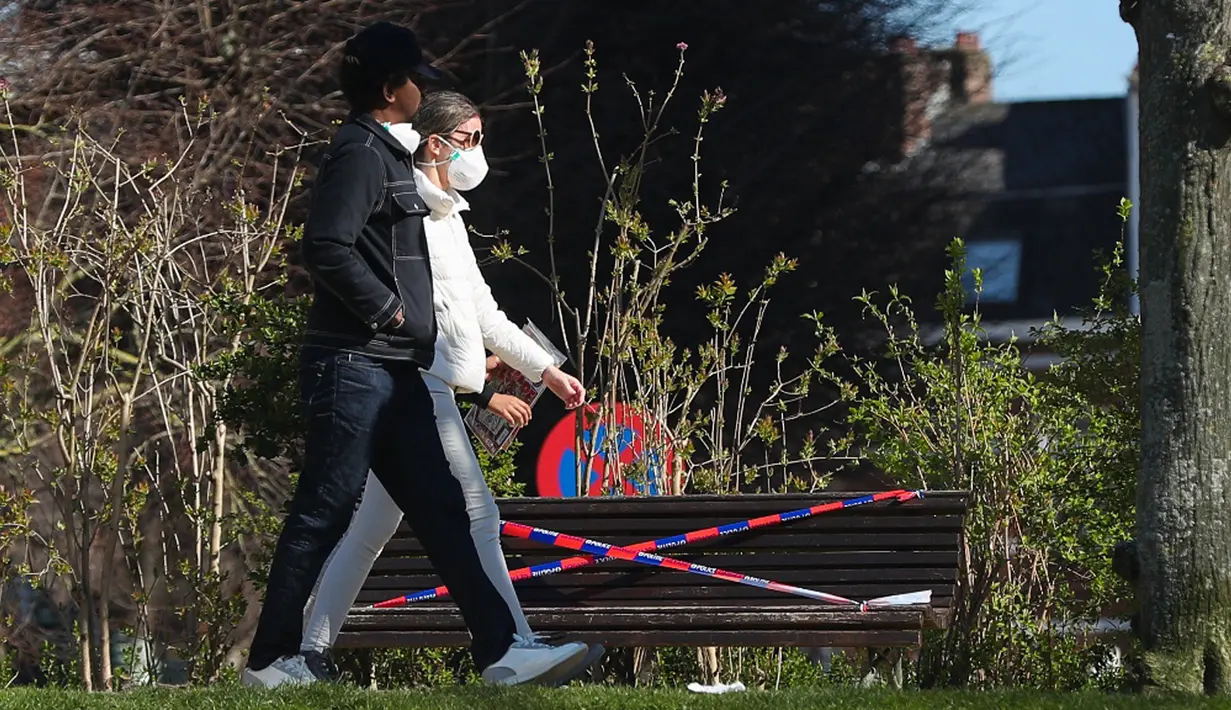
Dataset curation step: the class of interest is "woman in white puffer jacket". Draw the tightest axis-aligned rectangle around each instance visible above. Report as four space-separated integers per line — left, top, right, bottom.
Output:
299 91 595 687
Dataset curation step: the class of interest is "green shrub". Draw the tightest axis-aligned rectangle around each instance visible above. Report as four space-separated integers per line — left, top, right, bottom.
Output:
847 227 1138 689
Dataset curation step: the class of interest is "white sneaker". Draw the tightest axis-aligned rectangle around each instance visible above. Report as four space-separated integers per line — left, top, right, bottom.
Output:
548 643 606 687
481 633 589 686
242 655 317 688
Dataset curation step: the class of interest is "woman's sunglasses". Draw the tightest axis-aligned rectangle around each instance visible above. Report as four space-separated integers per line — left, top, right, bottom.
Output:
448 128 483 150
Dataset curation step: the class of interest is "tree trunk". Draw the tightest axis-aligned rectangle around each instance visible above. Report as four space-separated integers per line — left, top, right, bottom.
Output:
1130 0 1231 695
99 392 137 690
78 524 95 691
210 422 228 575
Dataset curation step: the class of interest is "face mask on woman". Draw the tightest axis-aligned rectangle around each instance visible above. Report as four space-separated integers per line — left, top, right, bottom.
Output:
424 136 489 192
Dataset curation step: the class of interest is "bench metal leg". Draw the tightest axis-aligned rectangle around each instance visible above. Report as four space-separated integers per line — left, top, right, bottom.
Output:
890 652 904 689
697 646 721 685
634 647 654 686
859 648 904 689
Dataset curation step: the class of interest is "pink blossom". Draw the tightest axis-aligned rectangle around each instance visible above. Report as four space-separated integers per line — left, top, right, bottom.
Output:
0 77 10 91
676 42 688 51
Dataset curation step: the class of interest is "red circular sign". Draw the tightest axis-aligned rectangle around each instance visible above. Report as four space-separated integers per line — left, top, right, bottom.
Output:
535 403 674 497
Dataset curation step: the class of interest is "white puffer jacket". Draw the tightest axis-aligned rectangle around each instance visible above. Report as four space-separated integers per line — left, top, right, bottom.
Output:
414 168 555 394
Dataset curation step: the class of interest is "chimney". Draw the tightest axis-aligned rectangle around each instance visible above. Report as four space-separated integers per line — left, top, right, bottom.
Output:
951 30 992 104
890 35 942 159
955 31 980 51
890 36 918 55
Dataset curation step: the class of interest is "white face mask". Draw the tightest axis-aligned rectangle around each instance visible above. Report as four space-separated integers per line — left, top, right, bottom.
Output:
384 122 421 154
426 137 489 192
446 141 489 192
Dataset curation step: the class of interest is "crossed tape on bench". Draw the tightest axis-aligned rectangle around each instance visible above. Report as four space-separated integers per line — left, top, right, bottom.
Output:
371 489 925 609
501 519 932 610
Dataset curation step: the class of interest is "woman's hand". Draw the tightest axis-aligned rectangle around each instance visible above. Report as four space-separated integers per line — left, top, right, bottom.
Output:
485 354 501 380
487 393 532 428
542 366 585 409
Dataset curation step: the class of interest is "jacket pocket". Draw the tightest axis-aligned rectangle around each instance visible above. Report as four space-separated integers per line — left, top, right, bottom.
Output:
390 191 430 261
392 258 436 344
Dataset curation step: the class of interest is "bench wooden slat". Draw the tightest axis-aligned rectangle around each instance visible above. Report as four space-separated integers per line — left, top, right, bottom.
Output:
354 586 956 607
354 594 954 609
336 629 924 649
372 550 961 574
343 606 932 629
385 514 963 539
383 532 961 555
364 551 960 578
360 567 957 589
359 571 956 594
349 600 954 613
342 602 925 620
477 493 966 518
338 607 932 649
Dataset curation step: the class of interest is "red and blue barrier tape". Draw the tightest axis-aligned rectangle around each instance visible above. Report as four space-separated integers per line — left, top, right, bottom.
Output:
372 489 924 609
498 519 932 610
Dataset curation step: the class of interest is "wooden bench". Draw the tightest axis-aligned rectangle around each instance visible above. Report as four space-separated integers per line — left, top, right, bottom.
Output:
339 492 967 670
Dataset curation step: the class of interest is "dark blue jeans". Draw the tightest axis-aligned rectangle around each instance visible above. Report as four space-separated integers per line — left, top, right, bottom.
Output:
248 347 516 671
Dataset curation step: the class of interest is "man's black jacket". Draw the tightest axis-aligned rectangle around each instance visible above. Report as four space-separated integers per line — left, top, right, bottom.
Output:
301 114 436 365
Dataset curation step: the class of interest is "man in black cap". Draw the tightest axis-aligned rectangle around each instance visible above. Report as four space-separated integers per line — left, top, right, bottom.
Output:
242 21 589 688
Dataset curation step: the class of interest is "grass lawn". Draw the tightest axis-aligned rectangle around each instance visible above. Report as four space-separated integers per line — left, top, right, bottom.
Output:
1 686 1229 710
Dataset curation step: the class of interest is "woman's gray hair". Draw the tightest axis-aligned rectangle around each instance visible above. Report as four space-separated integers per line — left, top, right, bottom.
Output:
412 90 479 154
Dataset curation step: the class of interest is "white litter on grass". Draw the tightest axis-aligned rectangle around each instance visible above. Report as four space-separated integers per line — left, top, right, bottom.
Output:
687 681 747 694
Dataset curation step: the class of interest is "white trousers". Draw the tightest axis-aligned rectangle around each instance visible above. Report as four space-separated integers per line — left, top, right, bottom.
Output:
302 374 533 652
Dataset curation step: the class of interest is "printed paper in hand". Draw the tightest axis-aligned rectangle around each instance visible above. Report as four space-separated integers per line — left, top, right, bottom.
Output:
465 321 567 453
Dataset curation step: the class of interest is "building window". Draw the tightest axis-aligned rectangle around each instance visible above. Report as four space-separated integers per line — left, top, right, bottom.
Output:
963 239 1022 304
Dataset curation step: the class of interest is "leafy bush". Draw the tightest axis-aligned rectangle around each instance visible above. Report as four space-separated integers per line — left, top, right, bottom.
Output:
0 96 298 689
502 44 843 499
847 226 1138 689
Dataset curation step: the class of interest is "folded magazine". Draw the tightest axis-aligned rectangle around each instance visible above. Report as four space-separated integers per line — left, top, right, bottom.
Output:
464 320 567 453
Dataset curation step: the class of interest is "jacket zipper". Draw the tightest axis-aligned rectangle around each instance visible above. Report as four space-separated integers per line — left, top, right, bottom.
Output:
390 158 436 345
390 227 402 331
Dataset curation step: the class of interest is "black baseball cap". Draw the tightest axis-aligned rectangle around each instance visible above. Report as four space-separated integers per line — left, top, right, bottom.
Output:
343 21 442 81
